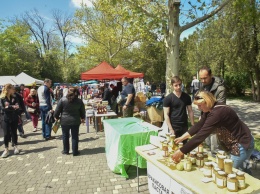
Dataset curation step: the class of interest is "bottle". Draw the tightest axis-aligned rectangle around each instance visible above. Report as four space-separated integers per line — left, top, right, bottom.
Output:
178 142 183 149
170 135 176 151
212 167 221 183
198 144 203 153
178 143 184 159
203 162 212 178
216 171 227 188
161 141 169 157
236 171 246 189
165 133 171 142
184 158 192 172
203 152 208 162
217 155 226 170
196 154 204 167
190 151 196 165
224 159 233 174
227 174 238 192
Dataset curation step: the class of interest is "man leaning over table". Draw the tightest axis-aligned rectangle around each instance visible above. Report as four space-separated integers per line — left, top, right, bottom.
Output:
121 77 135 117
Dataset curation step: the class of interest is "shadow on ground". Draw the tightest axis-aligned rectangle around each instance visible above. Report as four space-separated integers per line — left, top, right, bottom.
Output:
80 146 105 156
19 146 57 155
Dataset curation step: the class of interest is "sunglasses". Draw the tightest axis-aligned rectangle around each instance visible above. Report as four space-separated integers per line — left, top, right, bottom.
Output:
194 96 204 100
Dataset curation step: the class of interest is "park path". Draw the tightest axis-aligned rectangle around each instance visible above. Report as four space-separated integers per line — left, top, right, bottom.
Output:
0 98 259 194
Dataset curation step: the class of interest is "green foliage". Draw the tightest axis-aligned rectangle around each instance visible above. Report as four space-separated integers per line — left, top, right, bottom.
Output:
225 72 251 96
74 0 166 82
0 22 42 77
255 138 260 151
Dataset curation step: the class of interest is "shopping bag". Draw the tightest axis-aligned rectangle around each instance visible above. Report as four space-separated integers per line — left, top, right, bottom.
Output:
52 120 60 134
27 107 36 113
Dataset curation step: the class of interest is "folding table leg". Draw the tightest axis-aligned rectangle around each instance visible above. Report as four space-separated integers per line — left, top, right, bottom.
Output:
94 117 98 134
86 116 89 133
136 153 139 193
98 117 102 132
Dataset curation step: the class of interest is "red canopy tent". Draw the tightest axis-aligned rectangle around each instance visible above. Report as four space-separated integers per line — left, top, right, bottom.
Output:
115 64 144 78
81 61 129 80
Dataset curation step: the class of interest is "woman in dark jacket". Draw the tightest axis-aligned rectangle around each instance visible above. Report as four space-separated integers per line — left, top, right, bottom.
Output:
0 84 20 158
54 87 85 156
26 89 40 132
171 91 254 173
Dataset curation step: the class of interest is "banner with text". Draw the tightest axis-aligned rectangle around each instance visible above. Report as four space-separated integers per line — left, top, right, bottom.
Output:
147 162 193 194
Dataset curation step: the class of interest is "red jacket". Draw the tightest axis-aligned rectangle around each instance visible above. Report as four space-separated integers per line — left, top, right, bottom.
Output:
20 88 30 103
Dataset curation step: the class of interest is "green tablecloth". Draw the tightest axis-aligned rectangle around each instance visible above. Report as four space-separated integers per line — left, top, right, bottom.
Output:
103 117 159 178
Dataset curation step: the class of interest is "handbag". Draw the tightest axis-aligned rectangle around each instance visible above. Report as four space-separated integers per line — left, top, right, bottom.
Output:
52 120 61 134
27 107 36 113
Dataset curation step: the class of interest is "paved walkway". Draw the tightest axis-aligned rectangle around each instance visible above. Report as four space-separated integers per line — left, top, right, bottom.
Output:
0 99 259 194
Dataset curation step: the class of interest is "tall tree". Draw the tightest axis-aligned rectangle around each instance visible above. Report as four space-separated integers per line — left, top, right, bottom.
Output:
111 0 231 93
52 9 74 66
74 0 144 67
0 22 41 76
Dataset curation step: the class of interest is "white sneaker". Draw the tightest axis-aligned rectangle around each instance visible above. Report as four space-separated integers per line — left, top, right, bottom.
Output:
33 128 37 132
14 147 20 155
1 150 9 158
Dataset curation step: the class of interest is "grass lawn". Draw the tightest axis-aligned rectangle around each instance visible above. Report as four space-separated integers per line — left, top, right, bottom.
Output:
255 138 260 151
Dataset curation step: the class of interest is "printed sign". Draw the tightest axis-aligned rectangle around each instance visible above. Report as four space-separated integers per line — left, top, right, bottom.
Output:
147 162 193 194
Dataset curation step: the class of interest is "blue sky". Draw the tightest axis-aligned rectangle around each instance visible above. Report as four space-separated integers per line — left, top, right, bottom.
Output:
0 0 195 44
0 0 93 19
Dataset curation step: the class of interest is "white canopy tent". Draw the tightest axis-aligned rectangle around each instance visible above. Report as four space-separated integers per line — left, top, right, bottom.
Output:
0 76 17 86
13 72 43 86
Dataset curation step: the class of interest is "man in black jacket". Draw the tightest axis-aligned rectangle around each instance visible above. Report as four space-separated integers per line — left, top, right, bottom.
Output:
102 83 111 106
110 84 119 114
199 66 226 154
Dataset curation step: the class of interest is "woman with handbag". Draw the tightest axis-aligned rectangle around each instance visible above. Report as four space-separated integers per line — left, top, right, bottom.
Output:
26 89 40 132
54 87 85 156
0 84 20 158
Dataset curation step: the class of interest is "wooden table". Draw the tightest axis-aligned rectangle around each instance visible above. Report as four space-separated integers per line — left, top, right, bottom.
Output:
94 111 117 133
135 144 260 194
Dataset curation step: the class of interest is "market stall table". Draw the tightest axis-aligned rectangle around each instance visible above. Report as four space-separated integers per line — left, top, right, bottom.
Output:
135 144 260 194
103 117 160 178
95 111 117 132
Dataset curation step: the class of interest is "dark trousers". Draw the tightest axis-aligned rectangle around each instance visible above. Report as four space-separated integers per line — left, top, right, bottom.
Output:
122 106 134 118
3 121 18 148
40 106 52 138
17 116 24 135
61 125 80 154
173 125 188 144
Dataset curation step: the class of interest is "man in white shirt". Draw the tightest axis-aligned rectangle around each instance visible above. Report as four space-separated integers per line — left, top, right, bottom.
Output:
191 76 200 101
38 79 53 141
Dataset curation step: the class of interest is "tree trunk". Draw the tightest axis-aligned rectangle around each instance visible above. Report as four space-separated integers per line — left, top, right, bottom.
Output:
165 0 180 94
249 71 256 101
251 0 260 101
254 66 260 101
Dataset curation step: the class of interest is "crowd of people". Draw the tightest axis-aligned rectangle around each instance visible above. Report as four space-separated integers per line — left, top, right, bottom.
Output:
164 66 254 174
0 76 137 158
0 68 255 174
